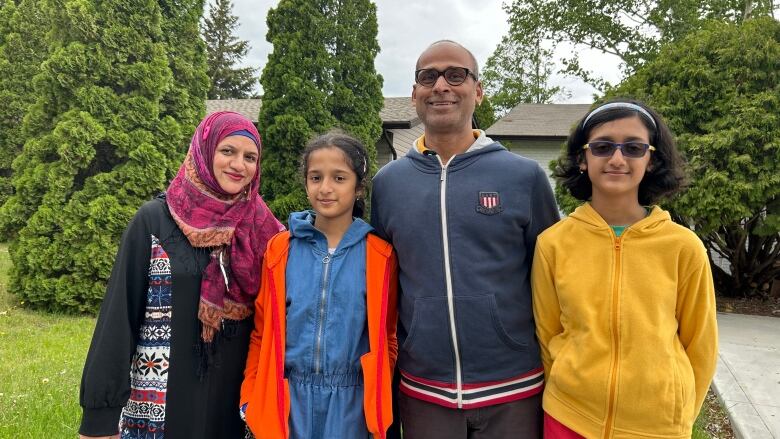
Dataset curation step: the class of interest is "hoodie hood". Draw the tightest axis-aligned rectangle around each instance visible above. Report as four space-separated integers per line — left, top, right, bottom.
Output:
287 210 373 251
568 202 670 235
405 130 506 173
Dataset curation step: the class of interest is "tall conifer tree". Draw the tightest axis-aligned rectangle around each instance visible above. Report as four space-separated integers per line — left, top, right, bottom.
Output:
0 0 49 211
201 0 256 99
327 0 383 175
260 0 384 222
259 0 336 220
160 0 209 143
0 0 186 312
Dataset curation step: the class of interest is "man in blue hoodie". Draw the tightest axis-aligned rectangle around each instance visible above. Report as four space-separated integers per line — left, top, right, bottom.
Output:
370 40 560 438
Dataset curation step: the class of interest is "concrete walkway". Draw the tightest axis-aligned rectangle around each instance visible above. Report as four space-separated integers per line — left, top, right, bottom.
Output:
712 313 780 438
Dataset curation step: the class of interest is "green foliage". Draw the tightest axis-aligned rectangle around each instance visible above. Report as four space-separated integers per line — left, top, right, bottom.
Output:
260 0 383 222
483 32 569 115
611 17 780 298
0 0 49 211
326 0 383 176
0 0 199 312
201 0 257 99
159 0 209 144
474 95 496 129
259 0 335 221
503 0 777 89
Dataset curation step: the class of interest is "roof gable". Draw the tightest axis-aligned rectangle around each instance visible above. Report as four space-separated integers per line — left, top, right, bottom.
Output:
486 103 592 138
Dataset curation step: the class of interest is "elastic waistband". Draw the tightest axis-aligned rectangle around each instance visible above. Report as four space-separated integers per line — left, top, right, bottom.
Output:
285 369 363 387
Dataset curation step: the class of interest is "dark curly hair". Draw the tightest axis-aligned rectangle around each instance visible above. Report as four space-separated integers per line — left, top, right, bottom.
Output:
554 99 686 205
301 131 370 218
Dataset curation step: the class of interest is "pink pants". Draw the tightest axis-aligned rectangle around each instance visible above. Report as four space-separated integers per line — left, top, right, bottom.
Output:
543 412 585 439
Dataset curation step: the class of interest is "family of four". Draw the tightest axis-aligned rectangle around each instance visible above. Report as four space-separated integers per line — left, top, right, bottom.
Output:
79 40 718 439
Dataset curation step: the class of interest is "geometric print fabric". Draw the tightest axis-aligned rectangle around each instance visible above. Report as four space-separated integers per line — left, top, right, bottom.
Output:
120 235 172 438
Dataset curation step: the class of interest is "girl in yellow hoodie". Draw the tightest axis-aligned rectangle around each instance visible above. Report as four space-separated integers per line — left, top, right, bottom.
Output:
532 100 718 439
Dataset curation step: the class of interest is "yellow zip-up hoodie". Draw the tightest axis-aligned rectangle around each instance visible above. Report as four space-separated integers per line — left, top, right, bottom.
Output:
532 203 717 438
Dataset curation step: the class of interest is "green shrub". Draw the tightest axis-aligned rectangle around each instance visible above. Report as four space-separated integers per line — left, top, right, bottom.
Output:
0 0 206 312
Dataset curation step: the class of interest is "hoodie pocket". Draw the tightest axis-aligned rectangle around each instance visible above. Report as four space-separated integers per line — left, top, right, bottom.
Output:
614 353 689 435
399 296 455 380
455 295 533 381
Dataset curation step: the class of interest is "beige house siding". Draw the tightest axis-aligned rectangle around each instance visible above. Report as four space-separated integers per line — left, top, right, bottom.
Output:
485 103 593 191
495 138 564 189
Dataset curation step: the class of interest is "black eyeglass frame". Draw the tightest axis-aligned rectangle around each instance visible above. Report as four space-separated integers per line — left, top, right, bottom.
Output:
414 67 478 87
582 141 656 158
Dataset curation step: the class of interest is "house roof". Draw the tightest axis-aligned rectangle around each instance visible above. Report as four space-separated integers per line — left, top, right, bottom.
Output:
486 103 592 138
205 97 420 127
387 123 425 158
379 97 419 127
205 99 262 122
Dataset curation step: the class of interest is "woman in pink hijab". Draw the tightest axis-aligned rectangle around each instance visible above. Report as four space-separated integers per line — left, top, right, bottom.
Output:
79 111 283 439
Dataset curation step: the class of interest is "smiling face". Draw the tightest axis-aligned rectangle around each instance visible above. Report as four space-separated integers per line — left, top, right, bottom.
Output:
583 116 652 204
305 146 360 228
412 42 483 136
212 135 259 195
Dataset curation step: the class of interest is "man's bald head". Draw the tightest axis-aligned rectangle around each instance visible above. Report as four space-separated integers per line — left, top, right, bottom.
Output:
416 40 479 80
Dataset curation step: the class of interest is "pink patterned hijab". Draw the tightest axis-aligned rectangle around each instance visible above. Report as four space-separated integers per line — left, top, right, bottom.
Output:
166 111 284 342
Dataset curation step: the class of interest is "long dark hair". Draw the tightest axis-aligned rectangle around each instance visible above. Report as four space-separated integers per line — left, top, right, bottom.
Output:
301 131 369 218
554 99 686 205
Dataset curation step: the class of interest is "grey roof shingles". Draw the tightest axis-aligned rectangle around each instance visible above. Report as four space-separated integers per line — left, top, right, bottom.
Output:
379 97 419 125
206 97 420 126
486 103 592 138
205 99 262 122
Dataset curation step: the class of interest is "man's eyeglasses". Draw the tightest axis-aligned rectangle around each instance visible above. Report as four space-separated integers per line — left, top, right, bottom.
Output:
583 141 655 158
415 67 477 87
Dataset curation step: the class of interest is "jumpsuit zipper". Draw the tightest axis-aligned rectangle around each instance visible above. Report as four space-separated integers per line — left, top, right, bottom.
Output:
604 234 623 438
437 156 464 408
314 254 332 374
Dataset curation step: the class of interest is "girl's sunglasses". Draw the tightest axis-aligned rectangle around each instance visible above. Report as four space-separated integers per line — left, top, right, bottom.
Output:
583 141 655 158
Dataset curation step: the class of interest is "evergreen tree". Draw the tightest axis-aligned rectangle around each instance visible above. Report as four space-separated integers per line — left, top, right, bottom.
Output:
0 0 49 213
201 0 257 99
160 0 209 143
259 0 336 221
260 0 385 222
326 0 383 175
0 0 185 312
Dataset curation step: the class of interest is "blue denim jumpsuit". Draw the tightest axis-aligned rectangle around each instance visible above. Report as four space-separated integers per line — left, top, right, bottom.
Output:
284 210 373 439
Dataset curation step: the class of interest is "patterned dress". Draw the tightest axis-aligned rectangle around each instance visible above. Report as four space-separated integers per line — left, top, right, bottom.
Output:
80 196 252 438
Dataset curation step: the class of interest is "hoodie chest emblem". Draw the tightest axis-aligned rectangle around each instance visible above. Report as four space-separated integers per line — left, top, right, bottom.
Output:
476 191 503 215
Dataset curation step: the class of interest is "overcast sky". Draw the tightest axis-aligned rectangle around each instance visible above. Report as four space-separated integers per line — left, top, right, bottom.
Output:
227 0 624 103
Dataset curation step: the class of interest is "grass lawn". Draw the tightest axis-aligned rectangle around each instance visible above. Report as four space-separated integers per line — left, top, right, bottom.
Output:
0 243 731 437
0 244 96 437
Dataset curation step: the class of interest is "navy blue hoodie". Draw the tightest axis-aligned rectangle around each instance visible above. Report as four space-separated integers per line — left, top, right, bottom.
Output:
371 134 559 409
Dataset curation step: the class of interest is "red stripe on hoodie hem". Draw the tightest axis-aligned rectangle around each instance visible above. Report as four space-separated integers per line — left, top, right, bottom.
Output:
400 367 543 390
400 383 543 409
